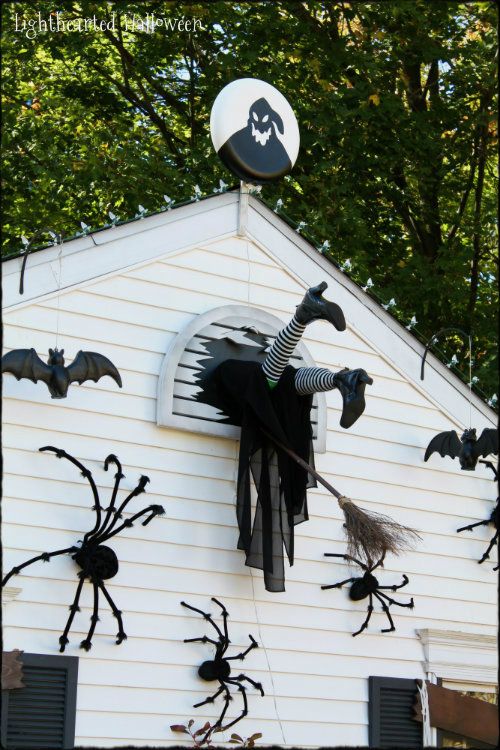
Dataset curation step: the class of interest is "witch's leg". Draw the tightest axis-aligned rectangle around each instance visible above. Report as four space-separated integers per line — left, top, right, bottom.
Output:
261 282 346 388
262 316 306 387
295 367 373 429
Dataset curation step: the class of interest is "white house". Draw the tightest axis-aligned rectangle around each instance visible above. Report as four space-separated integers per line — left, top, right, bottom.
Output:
2 190 497 748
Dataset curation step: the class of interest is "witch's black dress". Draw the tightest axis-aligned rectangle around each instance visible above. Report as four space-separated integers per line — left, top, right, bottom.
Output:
213 360 316 592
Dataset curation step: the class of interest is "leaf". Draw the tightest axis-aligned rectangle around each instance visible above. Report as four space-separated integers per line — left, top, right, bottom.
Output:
230 734 244 742
368 93 380 106
188 719 195 728
170 724 189 733
194 722 211 737
249 734 263 741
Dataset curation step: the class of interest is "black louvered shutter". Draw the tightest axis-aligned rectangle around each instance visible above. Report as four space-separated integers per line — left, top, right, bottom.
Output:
1 653 78 749
369 676 423 749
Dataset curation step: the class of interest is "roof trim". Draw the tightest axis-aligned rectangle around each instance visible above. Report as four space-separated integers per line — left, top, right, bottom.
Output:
2 189 496 421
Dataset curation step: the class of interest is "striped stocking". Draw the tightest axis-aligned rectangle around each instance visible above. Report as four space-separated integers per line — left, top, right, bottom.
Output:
261 316 306 387
294 367 340 395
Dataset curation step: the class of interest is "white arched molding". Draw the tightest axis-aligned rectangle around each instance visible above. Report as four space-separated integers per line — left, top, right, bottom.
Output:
157 304 327 453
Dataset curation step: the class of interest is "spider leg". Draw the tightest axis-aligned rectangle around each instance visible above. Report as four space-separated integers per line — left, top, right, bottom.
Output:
219 679 248 732
324 552 368 571
457 519 490 533
95 454 125 539
225 635 258 661
202 681 232 741
192 683 226 708
479 460 498 480
478 530 499 564
232 673 265 696
2 546 79 586
96 579 127 644
39 447 102 542
181 600 226 642
184 636 219 646
378 574 410 592
58 574 85 652
98 504 164 543
377 590 414 609
212 597 230 653
80 579 100 651
321 576 358 590
352 593 374 637
97 475 150 539
374 592 396 633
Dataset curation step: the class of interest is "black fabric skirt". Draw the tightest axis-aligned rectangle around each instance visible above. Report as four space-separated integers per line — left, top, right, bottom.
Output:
213 360 317 592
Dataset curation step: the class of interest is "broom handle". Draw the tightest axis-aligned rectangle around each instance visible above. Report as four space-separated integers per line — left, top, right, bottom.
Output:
260 428 344 501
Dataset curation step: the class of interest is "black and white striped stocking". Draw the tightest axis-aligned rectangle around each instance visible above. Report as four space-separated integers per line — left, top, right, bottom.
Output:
262 316 306 386
262 317 341 395
294 367 338 395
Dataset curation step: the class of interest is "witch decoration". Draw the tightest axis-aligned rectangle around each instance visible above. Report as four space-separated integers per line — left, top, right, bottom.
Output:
2 446 165 651
195 281 420 592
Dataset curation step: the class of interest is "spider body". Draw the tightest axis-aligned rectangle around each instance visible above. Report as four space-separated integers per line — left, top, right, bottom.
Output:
181 597 264 741
198 658 231 682
2 446 165 652
73 545 119 580
349 572 379 601
322 553 414 636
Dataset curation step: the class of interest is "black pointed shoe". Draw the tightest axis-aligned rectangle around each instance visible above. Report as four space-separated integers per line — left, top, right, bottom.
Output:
334 368 373 429
295 281 346 331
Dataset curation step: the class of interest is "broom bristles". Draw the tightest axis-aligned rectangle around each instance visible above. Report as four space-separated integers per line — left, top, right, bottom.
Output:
339 497 421 564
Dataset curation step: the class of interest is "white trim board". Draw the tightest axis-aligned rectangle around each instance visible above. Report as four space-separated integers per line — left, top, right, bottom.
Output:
2 191 496 430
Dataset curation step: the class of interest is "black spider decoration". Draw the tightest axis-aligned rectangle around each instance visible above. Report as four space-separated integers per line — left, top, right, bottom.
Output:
181 598 264 740
2 446 165 652
457 460 499 570
321 553 414 636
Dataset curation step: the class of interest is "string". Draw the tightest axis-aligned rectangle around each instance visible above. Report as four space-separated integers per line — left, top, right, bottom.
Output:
54 234 63 350
468 334 472 429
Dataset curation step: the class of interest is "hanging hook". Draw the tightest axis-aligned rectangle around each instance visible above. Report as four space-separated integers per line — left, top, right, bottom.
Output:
19 228 63 295
420 326 470 381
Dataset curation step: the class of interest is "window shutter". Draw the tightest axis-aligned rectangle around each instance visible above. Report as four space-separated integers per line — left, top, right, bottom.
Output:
369 676 422 749
1 653 78 749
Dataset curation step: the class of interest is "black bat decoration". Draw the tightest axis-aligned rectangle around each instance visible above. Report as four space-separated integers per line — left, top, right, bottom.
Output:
2 347 122 399
424 428 498 471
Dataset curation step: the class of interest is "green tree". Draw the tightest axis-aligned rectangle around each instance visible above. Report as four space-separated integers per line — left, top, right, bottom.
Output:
1 1 497 395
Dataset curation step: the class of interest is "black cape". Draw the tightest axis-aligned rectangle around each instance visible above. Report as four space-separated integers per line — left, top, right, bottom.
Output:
213 360 316 591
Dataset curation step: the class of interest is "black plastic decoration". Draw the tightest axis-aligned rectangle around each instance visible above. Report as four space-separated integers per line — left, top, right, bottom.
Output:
2 347 122 398
2 446 165 651
194 329 270 423
424 427 498 471
181 598 264 740
457 460 499 570
321 553 414 636
420 326 470 381
18 228 63 295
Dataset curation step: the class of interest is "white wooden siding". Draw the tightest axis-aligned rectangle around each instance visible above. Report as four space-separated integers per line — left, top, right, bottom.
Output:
2 203 497 748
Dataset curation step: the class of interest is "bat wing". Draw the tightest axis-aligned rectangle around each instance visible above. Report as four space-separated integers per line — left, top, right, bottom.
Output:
1 348 53 384
473 428 499 459
424 430 462 461
66 351 122 387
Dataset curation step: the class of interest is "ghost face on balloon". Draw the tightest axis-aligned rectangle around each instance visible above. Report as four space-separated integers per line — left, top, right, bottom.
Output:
217 95 292 183
248 98 284 146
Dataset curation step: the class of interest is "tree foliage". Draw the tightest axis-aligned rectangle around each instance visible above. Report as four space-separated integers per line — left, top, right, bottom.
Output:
1 1 497 395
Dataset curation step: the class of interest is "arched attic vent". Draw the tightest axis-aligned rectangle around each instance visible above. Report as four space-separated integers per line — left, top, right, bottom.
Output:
157 305 327 453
